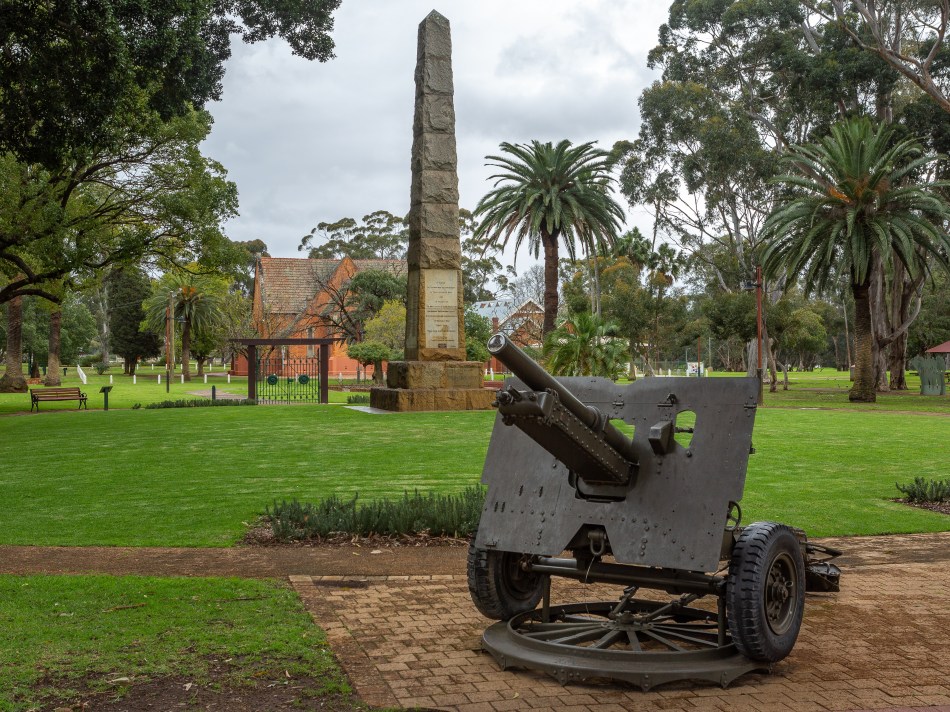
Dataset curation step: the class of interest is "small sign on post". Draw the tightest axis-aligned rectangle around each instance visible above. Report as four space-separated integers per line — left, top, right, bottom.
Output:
99 385 114 411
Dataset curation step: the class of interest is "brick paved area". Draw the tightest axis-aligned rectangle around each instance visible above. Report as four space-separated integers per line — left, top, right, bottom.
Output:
291 533 950 712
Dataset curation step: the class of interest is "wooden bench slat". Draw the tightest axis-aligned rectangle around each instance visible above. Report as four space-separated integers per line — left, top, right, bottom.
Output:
30 387 87 411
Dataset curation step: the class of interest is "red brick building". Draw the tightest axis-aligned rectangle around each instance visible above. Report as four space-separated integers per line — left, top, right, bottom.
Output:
470 299 544 373
231 256 405 378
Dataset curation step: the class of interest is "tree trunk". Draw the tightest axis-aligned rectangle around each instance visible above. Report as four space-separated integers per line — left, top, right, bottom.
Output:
197 357 205 377
93 283 111 364
0 296 28 392
181 320 192 382
541 230 560 336
372 359 385 384
44 309 63 386
888 337 907 390
850 283 876 402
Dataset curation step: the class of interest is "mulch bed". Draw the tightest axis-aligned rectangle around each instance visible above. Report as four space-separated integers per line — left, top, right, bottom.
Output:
898 499 950 516
242 523 469 549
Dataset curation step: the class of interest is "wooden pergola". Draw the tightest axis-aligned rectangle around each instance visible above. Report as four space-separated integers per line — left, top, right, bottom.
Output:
230 338 341 404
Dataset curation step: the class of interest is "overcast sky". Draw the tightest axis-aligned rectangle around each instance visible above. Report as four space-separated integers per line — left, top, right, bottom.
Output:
201 1 669 269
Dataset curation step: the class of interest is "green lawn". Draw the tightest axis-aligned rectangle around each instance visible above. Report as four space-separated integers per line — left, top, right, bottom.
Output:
0 370 370 414
0 404 947 545
0 406 493 546
0 574 350 712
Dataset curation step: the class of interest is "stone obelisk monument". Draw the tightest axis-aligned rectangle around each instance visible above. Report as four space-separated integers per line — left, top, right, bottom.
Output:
371 11 494 412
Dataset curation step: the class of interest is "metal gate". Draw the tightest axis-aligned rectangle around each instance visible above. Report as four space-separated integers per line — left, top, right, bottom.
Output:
256 352 322 403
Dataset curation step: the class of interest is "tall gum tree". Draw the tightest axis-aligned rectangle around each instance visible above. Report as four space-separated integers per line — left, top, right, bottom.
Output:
625 0 950 390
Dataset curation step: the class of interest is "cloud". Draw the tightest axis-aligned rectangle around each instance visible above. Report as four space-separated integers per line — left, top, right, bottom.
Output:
201 0 669 261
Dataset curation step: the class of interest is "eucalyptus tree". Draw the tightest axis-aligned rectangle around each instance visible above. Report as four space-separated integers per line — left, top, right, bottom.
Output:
474 140 625 335
298 211 408 260
761 117 950 402
625 0 950 390
800 0 950 114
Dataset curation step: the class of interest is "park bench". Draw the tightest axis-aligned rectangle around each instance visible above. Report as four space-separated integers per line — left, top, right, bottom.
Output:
30 387 88 412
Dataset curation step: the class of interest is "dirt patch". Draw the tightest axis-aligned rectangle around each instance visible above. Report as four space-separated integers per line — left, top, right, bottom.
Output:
29 669 370 712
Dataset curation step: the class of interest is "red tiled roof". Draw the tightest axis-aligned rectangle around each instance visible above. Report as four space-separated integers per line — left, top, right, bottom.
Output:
258 257 339 314
258 257 406 315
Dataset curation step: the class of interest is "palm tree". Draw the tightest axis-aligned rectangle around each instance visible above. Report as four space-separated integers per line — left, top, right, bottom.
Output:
144 271 225 382
762 117 950 402
474 140 625 335
543 311 626 379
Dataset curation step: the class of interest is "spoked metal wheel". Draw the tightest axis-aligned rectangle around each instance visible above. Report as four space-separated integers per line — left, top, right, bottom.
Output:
481 599 767 690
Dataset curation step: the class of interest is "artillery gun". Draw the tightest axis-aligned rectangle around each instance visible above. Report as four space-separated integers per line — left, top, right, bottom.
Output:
468 334 840 689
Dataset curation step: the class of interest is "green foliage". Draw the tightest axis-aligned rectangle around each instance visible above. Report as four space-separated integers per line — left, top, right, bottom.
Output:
364 300 406 351
346 394 370 404
346 340 393 385
474 140 625 333
0 0 342 168
299 210 407 259
108 267 161 371
896 477 950 503
18 295 97 366
144 398 256 409
142 269 229 379
762 117 950 294
265 487 486 540
543 312 627 378
93 362 111 376
0 110 240 305
464 308 492 363
909 271 950 356
346 341 392 366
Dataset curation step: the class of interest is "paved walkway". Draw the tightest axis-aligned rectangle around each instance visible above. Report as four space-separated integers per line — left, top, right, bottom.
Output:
288 532 950 712
4 533 950 712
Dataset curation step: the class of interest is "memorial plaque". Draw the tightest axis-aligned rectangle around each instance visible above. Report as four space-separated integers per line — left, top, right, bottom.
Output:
423 269 459 349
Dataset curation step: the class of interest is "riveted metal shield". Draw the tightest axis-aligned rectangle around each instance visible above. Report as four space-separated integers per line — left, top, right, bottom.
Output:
474 376 759 573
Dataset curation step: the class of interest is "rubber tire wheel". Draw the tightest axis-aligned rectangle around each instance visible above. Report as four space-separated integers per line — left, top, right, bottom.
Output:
727 521 805 662
467 542 544 621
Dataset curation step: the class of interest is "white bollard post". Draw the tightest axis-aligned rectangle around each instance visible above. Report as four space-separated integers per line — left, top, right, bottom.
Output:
180 374 184 384
109 374 113 384
204 374 207 384
133 375 136 385
151 364 154 370
227 374 231 384
158 374 161 384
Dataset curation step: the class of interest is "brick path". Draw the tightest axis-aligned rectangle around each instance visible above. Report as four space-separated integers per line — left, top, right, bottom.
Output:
291 532 950 712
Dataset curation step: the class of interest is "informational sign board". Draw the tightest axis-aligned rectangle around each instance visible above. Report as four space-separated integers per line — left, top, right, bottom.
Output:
423 269 459 349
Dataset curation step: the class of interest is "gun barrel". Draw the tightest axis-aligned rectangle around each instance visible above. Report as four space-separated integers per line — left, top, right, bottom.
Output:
488 333 598 428
487 333 637 465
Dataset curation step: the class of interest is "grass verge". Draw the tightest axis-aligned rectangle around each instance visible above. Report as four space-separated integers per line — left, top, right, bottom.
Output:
0 574 350 712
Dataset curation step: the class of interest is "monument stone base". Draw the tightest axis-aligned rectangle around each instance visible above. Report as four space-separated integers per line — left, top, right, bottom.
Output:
370 360 495 412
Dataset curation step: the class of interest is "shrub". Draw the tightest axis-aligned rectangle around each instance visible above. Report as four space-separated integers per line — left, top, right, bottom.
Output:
79 354 102 367
896 477 950 503
94 363 111 375
144 398 257 409
264 486 486 541
346 394 370 404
